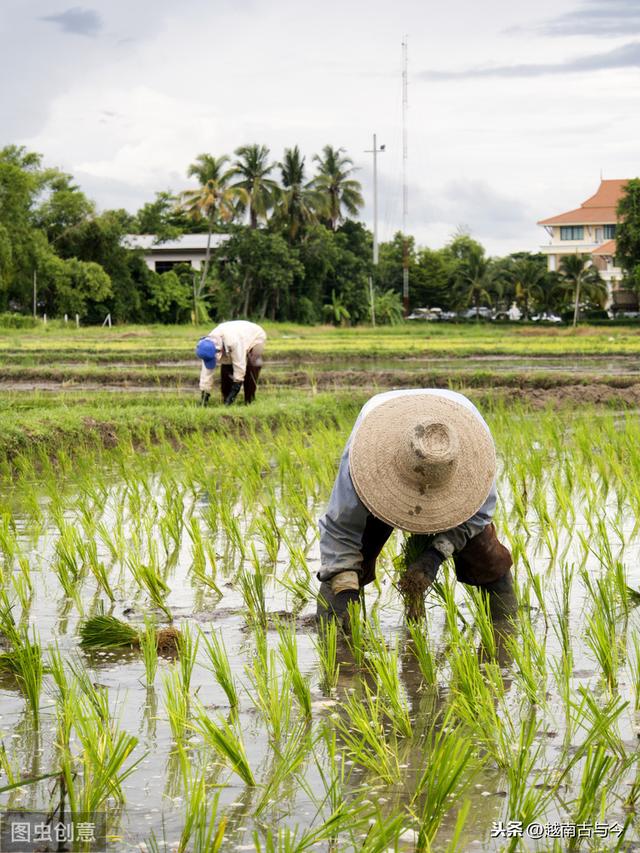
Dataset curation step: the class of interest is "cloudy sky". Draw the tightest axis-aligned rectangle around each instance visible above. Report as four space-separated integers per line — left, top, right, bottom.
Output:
2 0 639 254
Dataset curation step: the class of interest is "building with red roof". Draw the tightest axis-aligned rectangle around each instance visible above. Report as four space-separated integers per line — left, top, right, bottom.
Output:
538 179 635 310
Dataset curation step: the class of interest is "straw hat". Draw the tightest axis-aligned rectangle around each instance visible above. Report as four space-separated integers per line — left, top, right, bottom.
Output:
349 393 496 533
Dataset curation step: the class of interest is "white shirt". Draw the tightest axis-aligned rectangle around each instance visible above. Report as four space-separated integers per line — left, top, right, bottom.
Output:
199 321 267 389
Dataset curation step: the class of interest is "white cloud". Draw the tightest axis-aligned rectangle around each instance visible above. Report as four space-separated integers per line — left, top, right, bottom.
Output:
6 0 639 256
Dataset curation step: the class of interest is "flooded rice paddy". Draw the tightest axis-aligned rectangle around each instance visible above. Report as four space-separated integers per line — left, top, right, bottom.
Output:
1 409 640 850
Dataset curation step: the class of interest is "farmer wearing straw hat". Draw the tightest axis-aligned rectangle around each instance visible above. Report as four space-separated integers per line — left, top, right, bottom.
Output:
196 320 267 406
317 389 514 627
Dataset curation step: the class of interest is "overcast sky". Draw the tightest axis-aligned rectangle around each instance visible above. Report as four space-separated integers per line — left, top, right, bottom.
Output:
2 0 639 255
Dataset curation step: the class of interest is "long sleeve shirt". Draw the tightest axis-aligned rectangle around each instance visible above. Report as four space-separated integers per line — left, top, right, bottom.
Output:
199 321 267 390
317 389 497 582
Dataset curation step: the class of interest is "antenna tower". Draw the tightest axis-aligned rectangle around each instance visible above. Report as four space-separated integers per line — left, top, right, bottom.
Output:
402 37 409 316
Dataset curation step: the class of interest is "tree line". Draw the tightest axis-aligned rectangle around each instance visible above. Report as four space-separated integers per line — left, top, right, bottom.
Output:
1 143 638 325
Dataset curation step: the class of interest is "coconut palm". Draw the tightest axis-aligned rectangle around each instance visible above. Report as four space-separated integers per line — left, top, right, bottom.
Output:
504 257 547 319
232 144 279 228
558 254 606 327
311 145 364 231
181 154 246 297
273 146 319 241
452 247 494 317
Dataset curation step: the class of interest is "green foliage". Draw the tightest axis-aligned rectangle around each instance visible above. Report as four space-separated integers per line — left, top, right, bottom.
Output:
215 226 304 319
0 312 36 328
133 191 194 239
147 269 193 324
45 256 112 317
616 178 640 286
373 288 403 325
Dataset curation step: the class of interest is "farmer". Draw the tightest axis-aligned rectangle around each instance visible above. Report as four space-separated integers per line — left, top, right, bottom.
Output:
196 320 267 406
317 389 514 627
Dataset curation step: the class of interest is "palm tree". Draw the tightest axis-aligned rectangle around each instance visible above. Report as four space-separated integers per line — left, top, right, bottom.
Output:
453 248 494 317
311 145 364 230
505 258 547 319
558 254 606 327
232 144 279 228
273 146 318 241
181 154 246 297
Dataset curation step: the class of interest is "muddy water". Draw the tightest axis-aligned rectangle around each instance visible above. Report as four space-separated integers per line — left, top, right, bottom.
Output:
1 458 640 850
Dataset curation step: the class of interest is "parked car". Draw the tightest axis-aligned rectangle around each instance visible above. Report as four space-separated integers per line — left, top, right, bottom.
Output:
531 312 563 324
407 307 442 321
461 307 493 320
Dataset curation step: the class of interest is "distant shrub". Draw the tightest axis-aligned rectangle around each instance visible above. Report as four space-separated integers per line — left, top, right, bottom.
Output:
0 312 37 328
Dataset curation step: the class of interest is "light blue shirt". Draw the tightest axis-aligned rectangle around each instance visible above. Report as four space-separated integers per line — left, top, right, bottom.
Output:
317 390 497 581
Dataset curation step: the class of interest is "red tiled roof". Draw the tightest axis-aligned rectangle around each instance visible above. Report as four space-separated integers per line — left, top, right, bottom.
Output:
591 239 616 256
537 180 629 226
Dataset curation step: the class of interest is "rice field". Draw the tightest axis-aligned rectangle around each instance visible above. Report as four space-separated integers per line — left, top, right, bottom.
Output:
1 401 640 851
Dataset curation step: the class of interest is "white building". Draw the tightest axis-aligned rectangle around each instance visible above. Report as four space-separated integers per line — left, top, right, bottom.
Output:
123 234 229 273
537 179 635 310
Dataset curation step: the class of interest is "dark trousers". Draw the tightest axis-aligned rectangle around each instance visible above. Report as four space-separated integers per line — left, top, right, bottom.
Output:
359 519 512 588
219 349 263 403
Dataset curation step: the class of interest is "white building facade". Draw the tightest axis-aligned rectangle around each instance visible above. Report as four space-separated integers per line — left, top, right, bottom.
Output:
537 179 635 310
123 234 229 273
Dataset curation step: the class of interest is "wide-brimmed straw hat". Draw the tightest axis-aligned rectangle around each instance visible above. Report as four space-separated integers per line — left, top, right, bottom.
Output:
349 393 496 533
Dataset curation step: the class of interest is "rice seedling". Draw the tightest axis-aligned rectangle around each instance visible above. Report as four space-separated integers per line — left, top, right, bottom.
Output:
561 744 625 846
246 627 292 742
201 628 239 709
187 516 222 596
277 620 312 718
314 618 340 693
61 698 143 814
77 537 116 602
238 565 268 628
126 554 172 620
362 616 412 737
334 685 401 784
218 500 246 559
253 505 281 564
345 599 365 666
139 616 159 686
568 687 627 761
408 718 482 849
0 625 43 724
254 721 314 816
405 617 438 686
0 512 17 568
504 609 548 705
163 667 190 743
192 705 256 786
178 773 226 853
448 639 514 770
11 566 32 616
464 584 497 659
177 621 198 694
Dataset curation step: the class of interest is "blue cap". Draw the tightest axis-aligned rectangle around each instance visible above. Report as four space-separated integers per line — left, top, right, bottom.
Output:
196 337 217 369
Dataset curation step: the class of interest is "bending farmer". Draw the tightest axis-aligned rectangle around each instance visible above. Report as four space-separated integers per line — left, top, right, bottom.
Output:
196 320 267 406
317 389 514 626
